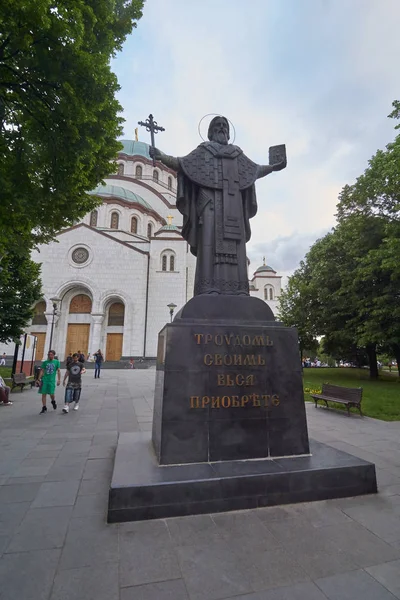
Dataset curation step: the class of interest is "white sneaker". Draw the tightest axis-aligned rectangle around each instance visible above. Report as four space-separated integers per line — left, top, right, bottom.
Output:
73 403 79 411
62 404 69 413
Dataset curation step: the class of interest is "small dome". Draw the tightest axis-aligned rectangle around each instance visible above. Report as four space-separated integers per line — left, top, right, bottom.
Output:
89 184 152 209
118 140 151 160
155 224 181 236
255 264 276 274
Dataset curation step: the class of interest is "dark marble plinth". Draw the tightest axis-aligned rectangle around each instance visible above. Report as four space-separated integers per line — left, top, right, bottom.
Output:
108 433 377 523
152 306 309 464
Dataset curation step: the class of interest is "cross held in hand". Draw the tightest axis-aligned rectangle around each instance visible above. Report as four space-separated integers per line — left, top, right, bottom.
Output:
138 114 165 166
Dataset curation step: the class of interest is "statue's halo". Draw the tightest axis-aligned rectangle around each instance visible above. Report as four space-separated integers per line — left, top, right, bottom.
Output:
198 114 236 143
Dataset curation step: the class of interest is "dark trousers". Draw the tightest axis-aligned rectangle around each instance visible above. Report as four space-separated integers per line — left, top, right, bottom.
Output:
94 364 101 378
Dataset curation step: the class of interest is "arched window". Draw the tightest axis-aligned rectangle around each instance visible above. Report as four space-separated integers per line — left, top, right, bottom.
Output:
168 176 172 190
135 165 143 178
264 285 274 301
32 301 47 325
108 302 125 326
69 294 92 314
117 163 124 175
131 216 138 234
161 250 176 272
90 210 98 227
110 212 119 229
153 169 159 183
147 223 152 238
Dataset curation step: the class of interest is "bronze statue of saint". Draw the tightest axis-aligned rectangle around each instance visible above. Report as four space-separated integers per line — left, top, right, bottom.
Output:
150 116 286 296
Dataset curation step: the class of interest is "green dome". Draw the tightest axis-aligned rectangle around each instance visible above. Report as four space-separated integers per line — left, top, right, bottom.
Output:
89 184 152 209
118 140 151 159
255 265 276 274
158 224 180 232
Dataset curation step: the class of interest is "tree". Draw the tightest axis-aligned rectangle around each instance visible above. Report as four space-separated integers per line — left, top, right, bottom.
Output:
278 265 319 358
0 0 143 257
0 251 42 342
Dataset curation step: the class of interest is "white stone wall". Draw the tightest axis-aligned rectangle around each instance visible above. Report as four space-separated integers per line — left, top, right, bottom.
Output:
27 225 148 360
145 236 191 356
249 274 282 317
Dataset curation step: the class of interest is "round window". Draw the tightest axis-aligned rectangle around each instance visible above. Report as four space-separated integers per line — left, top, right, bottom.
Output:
72 247 89 264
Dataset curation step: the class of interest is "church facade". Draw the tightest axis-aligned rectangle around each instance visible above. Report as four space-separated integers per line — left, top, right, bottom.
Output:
11 141 282 361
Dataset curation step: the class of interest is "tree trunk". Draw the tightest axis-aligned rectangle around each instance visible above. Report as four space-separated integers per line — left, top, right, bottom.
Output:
391 343 400 377
366 343 378 379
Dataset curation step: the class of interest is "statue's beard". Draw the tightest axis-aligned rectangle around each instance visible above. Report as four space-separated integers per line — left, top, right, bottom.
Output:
213 131 229 145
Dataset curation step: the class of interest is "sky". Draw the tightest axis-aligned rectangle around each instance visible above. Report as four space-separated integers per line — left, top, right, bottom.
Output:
111 0 400 281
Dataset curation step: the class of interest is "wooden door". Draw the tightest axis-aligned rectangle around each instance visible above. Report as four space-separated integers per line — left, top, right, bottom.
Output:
31 332 46 361
65 324 90 358
106 333 123 361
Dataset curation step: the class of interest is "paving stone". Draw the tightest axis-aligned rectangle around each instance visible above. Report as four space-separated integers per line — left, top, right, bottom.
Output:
319 521 400 567
0 482 41 504
6 506 72 552
59 515 118 570
341 503 400 543
50 564 118 600
72 492 107 517
224 581 330 599
366 559 400 598
78 477 110 496
46 463 85 481
315 569 397 600
0 535 9 557
82 458 113 480
0 548 61 600
175 539 254 600
120 579 189 600
0 501 30 535
166 514 221 546
119 521 181 588
31 480 80 508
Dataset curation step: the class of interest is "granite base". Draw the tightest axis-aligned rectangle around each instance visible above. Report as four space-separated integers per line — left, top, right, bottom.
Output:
107 433 377 523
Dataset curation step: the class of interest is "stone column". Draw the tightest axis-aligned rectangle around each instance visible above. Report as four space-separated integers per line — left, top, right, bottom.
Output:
89 314 105 354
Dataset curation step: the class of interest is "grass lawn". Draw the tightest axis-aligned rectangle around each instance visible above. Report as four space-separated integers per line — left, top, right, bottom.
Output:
0 367 12 380
303 368 400 421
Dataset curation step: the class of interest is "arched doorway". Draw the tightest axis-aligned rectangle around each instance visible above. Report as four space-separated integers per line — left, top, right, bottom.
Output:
65 294 92 357
105 302 125 360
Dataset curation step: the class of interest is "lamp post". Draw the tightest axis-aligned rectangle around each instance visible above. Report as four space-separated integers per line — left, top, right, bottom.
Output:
48 297 61 352
167 303 177 323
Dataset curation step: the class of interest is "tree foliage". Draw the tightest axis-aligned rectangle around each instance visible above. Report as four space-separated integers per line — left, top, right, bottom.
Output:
279 101 400 378
0 0 143 257
0 251 42 342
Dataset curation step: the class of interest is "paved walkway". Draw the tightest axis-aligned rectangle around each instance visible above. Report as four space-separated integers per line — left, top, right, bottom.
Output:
1 370 400 600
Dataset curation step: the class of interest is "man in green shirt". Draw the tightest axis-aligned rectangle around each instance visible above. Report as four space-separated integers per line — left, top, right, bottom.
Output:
37 350 61 414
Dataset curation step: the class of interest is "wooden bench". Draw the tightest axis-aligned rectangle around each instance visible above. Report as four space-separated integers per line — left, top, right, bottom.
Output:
311 383 363 416
11 373 35 392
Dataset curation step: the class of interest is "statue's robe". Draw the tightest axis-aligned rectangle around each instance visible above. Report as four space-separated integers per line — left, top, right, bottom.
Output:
177 141 259 295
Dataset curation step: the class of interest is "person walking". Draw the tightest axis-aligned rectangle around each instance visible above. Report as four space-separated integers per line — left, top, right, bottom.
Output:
0 353 6 366
129 358 135 369
93 349 104 378
36 350 61 414
62 353 86 413
77 350 85 364
0 375 12 405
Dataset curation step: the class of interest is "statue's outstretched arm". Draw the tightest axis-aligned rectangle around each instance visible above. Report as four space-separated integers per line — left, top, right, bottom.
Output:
149 147 179 172
257 160 286 179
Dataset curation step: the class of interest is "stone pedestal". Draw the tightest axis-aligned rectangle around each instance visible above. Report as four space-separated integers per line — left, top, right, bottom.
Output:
108 295 377 523
152 296 309 464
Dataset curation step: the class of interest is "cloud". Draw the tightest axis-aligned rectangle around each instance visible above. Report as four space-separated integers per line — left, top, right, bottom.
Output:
112 0 400 279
